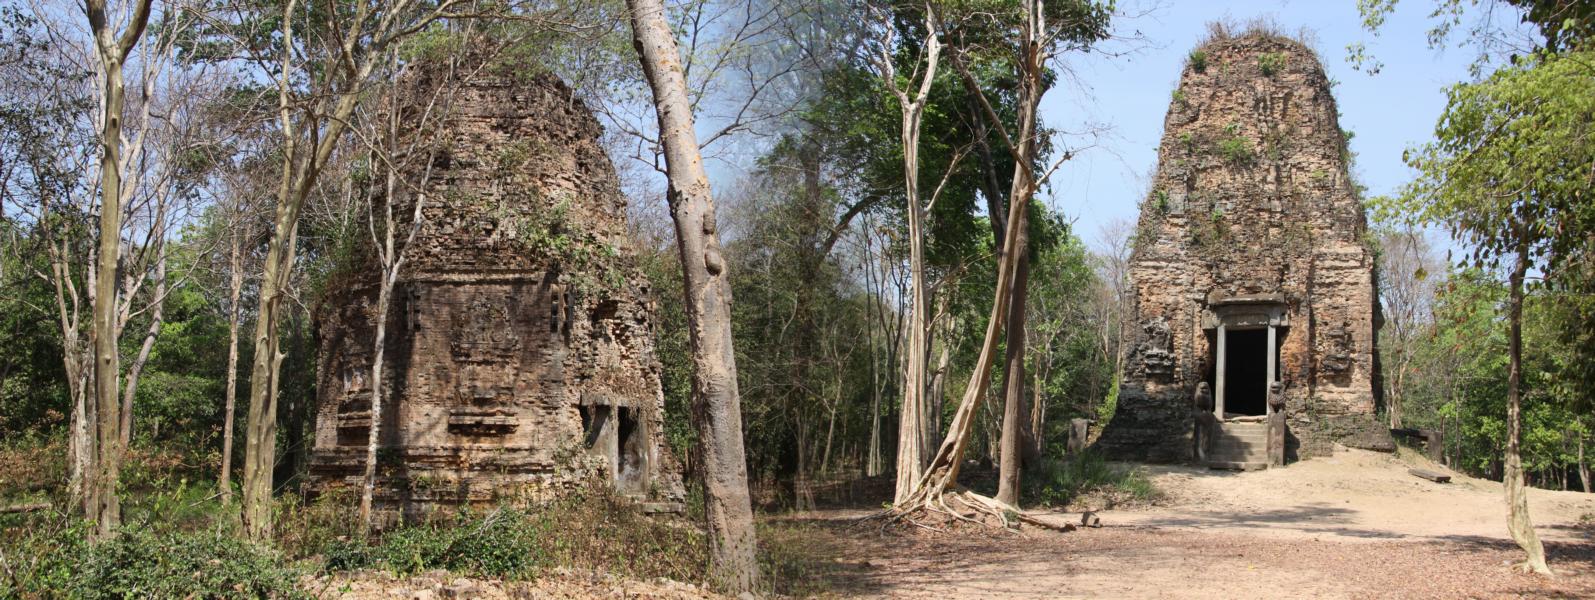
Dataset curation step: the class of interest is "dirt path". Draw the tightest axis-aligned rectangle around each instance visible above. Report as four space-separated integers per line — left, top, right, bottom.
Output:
803 449 1595 599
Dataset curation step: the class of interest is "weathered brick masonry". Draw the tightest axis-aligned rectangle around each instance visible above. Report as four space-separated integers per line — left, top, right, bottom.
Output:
1096 33 1387 462
306 67 683 518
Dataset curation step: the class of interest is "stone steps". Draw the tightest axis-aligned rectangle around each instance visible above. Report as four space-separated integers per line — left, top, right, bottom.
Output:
1208 422 1270 470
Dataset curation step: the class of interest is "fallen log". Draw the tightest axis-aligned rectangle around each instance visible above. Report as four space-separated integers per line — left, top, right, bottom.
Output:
0 501 50 514
1408 468 1451 483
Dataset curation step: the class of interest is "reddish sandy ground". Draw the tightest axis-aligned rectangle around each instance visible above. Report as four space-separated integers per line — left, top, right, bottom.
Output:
797 448 1595 599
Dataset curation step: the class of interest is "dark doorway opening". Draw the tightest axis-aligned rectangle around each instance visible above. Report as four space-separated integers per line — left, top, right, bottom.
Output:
616 407 645 494
1226 328 1268 416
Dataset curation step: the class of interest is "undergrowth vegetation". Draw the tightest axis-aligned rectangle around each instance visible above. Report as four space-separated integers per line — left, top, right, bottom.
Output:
1026 451 1160 510
0 465 831 598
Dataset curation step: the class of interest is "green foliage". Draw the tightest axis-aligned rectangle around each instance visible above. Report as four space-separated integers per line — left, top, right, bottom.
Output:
1097 375 1121 425
1170 88 1186 105
1027 450 1158 508
1189 49 1208 73
0 524 306 600
1257 52 1286 76
1393 50 1595 273
1217 136 1254 164
1152 189 1170 215
1026 217 1115 431
319 485 707 582
76 530 305 599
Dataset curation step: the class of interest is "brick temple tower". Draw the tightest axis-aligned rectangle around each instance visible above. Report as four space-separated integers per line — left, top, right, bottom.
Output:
1096 31 1386 465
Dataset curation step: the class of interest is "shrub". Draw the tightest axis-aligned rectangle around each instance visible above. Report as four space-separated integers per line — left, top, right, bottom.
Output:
1258 52 1286 77
1027 451 1159 509
1170 88 1186 105
1188 49 1207 73
321 483 709 583
1217 136 1254 164
74 529 305 599
0 516 89 598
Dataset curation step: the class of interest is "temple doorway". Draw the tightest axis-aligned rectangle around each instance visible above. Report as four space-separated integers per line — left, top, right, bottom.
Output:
1224 329 1269 416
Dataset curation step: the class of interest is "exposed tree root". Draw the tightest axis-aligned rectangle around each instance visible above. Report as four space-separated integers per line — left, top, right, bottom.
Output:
1511 560 1555 577
864 489 1076 534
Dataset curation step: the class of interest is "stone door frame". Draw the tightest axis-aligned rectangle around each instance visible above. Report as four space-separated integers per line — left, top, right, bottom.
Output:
1202 294 1289 420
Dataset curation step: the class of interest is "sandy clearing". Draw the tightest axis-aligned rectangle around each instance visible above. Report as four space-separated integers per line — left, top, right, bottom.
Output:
1084 447 1595 544
807 447 1595 599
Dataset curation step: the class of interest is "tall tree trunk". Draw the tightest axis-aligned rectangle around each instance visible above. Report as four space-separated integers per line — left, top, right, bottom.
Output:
866 272 884 477
51 240 91 510
242 0 388 538
84 0 154 537
899 0 1047 509
1505 235 1551 574
996 243 1030 506
927 341 951 451
894 145 930 504
219 229 243 502
1030 368 1045 460
868 8 940 505
242 202 296 540
626 0 760 591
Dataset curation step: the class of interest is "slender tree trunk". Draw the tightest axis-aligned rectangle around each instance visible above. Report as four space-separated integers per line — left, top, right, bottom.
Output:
627 0 759 590
242 0 382 538
68 349 91 513
51 241 91 510
1505 235 1550 574
219 229 243 502
1030 368 1046 459
927 341 951 451
119 246 166 447
1579 434 1590 494
866 268 883 477
360 275 395 532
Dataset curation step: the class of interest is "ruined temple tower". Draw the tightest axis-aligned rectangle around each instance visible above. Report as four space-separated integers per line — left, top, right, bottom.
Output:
305 64 683 516
1096 32 1384 465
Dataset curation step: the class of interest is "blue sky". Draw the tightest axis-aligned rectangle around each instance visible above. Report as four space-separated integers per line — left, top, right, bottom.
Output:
1040 0 1506 252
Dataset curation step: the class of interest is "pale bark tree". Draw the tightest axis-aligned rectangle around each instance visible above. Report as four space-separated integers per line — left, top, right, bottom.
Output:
351 44 480 534
626 0 760 591
218 204 245 502
894 0 1090 522
1375 227 1437 429
865 3 940 506
82 0 155 537
235 0 467 540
